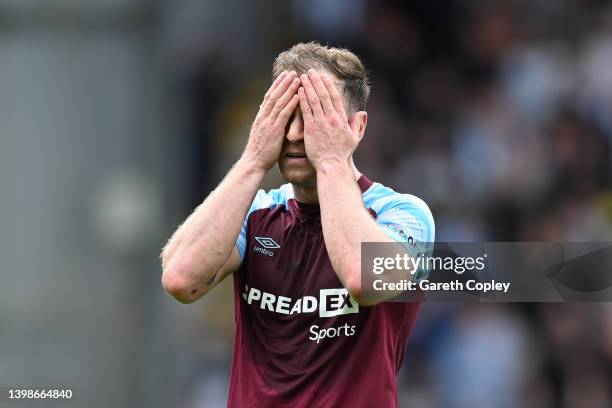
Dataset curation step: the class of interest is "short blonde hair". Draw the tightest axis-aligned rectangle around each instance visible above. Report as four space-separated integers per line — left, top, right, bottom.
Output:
272 42 370 113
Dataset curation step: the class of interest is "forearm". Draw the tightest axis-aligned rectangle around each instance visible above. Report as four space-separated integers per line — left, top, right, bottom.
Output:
161 70 300 304
161 158 265 296
317 162 391 300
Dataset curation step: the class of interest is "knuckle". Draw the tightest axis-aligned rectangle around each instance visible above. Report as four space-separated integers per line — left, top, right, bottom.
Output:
270 123 281 133
304 123 315 133
272 104 283 114
257 119 269 129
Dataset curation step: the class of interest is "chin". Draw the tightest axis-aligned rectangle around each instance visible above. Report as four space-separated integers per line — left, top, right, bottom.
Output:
278 164 317 188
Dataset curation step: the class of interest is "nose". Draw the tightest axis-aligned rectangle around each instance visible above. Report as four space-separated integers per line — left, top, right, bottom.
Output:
285 107 304 143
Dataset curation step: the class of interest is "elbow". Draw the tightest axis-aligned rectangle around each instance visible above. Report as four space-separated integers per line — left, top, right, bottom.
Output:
346 281 372 307
346 282 364 305
161 261 202 304
343 267 376 307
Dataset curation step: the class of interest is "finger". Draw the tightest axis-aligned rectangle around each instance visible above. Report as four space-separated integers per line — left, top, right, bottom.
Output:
321 73 346 117
308 69 334 115
275 94 299 126
270 77 300 119
298 87 314 127
300 73 324 119
262 71 297 115
263 71 287 104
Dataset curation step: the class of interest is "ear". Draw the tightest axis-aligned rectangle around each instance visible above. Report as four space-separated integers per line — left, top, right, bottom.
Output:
348 111 368 142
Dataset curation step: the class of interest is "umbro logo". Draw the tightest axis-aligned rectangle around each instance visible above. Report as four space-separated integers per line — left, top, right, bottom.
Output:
255 237 280 249
253 236 280 257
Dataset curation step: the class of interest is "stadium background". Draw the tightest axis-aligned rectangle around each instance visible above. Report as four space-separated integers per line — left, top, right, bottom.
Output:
1 0 612 407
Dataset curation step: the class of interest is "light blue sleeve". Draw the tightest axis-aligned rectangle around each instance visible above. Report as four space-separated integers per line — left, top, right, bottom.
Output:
235 186 290 262
370 191 435 281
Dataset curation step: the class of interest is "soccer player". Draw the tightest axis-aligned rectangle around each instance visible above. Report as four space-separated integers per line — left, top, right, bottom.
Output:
161 42 435 407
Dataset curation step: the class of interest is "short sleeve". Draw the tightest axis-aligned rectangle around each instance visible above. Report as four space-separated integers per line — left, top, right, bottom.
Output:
373 194 435 281
236 190 275 261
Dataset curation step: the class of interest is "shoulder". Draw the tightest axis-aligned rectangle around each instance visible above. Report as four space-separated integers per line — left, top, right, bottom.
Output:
363 182 432 215
362 182 435 241
238 184 294 260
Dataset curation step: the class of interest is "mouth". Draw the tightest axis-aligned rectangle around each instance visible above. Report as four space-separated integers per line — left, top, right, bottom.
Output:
285 152 308 159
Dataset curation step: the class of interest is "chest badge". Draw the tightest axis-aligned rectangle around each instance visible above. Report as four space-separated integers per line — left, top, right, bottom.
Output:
253 236 280 256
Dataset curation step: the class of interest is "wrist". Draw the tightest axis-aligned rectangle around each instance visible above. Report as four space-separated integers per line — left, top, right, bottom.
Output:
316 159 354 179
236 155 268 178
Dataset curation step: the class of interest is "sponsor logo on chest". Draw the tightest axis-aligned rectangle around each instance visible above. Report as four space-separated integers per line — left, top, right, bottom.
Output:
242 285 360 343
242 285 358 317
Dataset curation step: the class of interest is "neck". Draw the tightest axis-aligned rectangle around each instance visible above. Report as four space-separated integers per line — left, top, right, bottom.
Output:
292 161 361 204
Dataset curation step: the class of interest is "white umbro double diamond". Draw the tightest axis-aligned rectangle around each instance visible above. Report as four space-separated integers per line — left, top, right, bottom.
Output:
255 236 280 249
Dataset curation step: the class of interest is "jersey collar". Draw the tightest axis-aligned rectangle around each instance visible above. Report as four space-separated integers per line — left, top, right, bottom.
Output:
288 174 373 220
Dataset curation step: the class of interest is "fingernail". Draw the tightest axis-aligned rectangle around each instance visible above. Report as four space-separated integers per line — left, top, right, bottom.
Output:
301 74 308 80
308 69 316 75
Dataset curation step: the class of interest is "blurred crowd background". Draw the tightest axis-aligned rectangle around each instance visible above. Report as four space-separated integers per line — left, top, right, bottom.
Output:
1 0 612 407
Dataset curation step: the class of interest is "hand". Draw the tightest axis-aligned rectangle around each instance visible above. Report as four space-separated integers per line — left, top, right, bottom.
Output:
243 71 300 171
298 69 361 171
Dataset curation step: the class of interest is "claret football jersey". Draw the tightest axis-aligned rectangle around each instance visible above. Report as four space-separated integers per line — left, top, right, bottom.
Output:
228 175 434 408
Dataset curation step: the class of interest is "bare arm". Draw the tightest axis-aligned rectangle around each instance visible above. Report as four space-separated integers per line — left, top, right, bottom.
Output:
316 163 395 305
161 161 264 303
298 70 408 305
161 70 301 303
